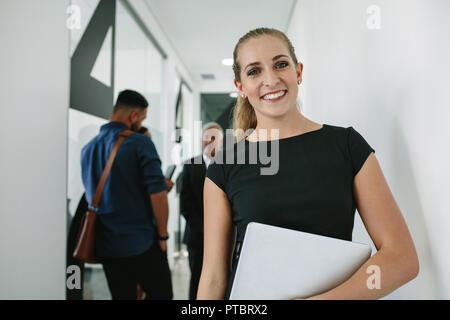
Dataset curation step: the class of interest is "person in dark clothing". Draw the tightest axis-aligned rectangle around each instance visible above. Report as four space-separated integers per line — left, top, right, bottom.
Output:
197 28 419 300
81 89 173 300
66 194 88 300
180 122 223 300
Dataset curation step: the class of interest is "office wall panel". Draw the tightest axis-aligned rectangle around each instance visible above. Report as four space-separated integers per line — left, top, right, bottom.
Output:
0 0 70 299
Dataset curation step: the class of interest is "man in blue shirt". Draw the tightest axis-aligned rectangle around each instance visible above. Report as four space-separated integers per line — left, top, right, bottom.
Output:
81 90 172 299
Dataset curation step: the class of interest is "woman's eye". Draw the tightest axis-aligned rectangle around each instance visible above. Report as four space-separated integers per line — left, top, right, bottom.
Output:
247 69 259 76
276 61 289 69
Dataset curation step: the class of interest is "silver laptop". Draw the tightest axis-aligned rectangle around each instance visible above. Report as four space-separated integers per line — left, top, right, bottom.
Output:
229 222 371 300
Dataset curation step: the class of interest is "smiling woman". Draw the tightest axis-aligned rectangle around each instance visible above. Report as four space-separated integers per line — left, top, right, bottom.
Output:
197 27 419 300
231 28 305 141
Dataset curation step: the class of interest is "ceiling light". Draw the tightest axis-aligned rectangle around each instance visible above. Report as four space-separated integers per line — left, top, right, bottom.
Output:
222 58 233 66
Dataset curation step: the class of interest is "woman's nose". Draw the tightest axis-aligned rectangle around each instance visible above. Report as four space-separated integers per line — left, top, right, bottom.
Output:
261 69 280 87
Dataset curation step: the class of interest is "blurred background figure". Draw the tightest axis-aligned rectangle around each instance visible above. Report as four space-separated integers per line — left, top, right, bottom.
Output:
66 193 88 300
180 122 223 299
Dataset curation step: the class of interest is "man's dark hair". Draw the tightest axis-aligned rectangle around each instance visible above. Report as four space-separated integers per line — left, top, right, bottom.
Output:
114 89 148 111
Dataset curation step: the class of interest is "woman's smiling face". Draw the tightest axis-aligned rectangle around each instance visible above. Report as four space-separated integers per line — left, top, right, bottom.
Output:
235 34 303 120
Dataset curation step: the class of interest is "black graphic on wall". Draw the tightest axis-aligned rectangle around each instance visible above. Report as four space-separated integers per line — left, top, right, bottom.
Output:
174 82 184 143
70 0 116 120
174 80 193 143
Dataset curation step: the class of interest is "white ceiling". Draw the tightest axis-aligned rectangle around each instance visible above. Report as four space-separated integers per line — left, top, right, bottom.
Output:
145 0 297 93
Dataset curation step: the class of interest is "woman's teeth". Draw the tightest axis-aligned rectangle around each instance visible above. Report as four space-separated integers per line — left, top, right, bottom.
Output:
262 90 286 100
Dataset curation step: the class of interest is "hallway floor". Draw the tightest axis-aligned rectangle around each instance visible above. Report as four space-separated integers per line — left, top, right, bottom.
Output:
83 252 191 300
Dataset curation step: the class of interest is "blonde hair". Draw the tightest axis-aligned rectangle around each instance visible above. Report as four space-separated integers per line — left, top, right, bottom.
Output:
232 28 299 141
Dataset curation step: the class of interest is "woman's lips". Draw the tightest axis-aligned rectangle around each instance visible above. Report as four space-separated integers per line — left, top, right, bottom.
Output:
260 90 287 102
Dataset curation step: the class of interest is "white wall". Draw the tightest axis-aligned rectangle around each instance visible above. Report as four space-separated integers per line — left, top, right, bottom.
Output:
0 0 70 299
288 0 450 299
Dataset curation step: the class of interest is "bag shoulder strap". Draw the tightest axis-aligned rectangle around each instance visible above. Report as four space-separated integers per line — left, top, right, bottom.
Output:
89 129 134 211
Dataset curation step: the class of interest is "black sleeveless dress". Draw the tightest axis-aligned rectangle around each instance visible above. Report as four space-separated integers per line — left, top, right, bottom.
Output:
206 124 375 299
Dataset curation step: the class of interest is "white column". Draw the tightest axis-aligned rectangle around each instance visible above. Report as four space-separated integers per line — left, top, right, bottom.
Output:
0 0 70 299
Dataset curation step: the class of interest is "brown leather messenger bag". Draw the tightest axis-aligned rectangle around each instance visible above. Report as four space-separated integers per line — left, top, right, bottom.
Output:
73 129 134 263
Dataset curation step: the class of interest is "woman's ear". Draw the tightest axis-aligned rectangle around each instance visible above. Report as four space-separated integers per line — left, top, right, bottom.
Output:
296 62 303 84
234 79 245 97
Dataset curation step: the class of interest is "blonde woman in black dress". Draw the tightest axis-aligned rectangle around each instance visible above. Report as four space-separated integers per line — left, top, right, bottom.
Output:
197 28 419 300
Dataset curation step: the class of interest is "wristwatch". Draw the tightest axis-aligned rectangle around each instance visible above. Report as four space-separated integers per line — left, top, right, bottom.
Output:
158 234 169 241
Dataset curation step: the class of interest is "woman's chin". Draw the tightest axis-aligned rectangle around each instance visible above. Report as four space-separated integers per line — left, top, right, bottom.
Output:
259 104 292 119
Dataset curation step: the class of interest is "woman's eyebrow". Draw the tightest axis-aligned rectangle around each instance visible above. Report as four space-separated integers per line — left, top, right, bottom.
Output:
273 54 289 61
244 61 260 71
244 54 289 71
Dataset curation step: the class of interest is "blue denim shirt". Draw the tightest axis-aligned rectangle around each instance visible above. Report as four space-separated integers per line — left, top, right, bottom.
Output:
81 122 168 257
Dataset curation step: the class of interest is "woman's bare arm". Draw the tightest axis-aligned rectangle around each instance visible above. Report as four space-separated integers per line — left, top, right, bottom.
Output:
197 178 234 300
304 153 419 299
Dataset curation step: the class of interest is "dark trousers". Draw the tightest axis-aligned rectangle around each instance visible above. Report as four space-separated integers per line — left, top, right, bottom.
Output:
188 245 204 300
101 241 173 300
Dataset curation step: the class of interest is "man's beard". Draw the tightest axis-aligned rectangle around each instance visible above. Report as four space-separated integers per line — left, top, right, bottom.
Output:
130 121 140 132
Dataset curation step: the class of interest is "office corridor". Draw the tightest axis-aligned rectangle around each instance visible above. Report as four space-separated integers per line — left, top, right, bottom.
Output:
1 0 450 301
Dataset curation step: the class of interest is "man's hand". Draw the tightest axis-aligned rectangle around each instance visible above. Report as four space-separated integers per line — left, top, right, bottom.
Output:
165 178 174 192
159 240 167 252
150 190 169 254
